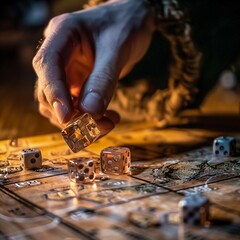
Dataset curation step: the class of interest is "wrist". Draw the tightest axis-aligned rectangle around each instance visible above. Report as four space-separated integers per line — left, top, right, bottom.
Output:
84 0 157 32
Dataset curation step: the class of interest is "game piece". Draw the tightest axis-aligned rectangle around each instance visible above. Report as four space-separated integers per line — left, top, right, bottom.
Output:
45 189 76 201
61 113 101 153
179 194 210 226
0 166 23 174
100 146 131 175
20 148 42 170
213 136 236 156
15 180 42 188
0 173 8 184
128 208 160 228
69 207 95 220
68 157 96 183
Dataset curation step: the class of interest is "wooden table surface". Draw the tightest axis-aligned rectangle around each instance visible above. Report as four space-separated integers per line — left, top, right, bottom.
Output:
0 122 240 239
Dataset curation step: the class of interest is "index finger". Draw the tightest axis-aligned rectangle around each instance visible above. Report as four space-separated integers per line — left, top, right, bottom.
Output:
32 14 81 124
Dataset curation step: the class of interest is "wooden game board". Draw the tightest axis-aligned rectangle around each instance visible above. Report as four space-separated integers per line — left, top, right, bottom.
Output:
0 122 239 240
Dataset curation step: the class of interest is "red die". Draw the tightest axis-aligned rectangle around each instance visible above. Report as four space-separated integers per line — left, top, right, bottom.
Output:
100 147 131 175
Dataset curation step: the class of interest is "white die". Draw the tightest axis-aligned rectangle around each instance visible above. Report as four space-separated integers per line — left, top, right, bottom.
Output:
213 136 236 156
61 113 101 153
20 148 42 169
179 194 209 226
68 158 95 183
100 146 131 175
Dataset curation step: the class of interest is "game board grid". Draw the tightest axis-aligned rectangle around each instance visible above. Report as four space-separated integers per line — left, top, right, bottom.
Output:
3 171 240 240
177 177 240 218
62 189 240 240
0 187 93 240
4 173 167 216
1 129 240 240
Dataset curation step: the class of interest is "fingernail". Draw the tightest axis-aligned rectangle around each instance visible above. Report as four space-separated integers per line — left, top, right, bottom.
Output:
82 92 105 117
53 101 69 124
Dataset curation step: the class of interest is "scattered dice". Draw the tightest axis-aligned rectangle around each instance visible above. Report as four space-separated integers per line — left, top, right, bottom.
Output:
20 148 42 170
68 158 96 183
100 146 131 175
213 136 236 157
179 194 210 226
62 113 101 153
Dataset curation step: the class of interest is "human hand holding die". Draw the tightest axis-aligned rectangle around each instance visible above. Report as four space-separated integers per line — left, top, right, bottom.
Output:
33 0 156 135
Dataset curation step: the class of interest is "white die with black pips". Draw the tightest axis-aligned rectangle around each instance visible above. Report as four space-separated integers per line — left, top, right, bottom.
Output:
100 146 131 175
67 157 96 183
179 194 209 226
213 136 236 157
20 148 42 170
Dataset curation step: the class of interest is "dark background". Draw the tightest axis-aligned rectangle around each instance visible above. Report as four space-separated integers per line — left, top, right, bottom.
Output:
0 0 86 140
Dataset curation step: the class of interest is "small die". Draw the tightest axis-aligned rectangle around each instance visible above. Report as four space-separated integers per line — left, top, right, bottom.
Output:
20 148 42 169
62 113 101 153
213 136 236 156
68 158 95 183
179 194 209 226
100 146 131 175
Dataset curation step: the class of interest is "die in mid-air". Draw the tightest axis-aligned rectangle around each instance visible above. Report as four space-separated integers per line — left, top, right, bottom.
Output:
213 136 236 156
100 146 131 175
62 113 101 153
179 194 209 226
68 157 95 183
20 148 42 169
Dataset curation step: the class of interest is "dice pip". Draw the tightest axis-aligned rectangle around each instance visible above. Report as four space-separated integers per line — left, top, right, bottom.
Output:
20 148 42 170
213 136 236 156
100 146 131 175
68 158 95 183
179 194 209 226
62 113 101 153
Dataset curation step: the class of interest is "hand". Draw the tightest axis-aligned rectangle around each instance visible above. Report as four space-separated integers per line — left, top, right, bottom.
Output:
33 0 155 134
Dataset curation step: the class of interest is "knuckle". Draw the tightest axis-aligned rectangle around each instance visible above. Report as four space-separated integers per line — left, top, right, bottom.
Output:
37 88 48 104
32 53 40 70
48 14 67 27
38 105 52 119
39 105 50 118
43 13 75 38
48 13 74 32
92 70 117 87
39 105 45 115
41 82 54 102
32 50 48 72
41 81 64 105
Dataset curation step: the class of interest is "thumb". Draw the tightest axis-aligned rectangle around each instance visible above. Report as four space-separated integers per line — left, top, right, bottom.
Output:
79 40 121 119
